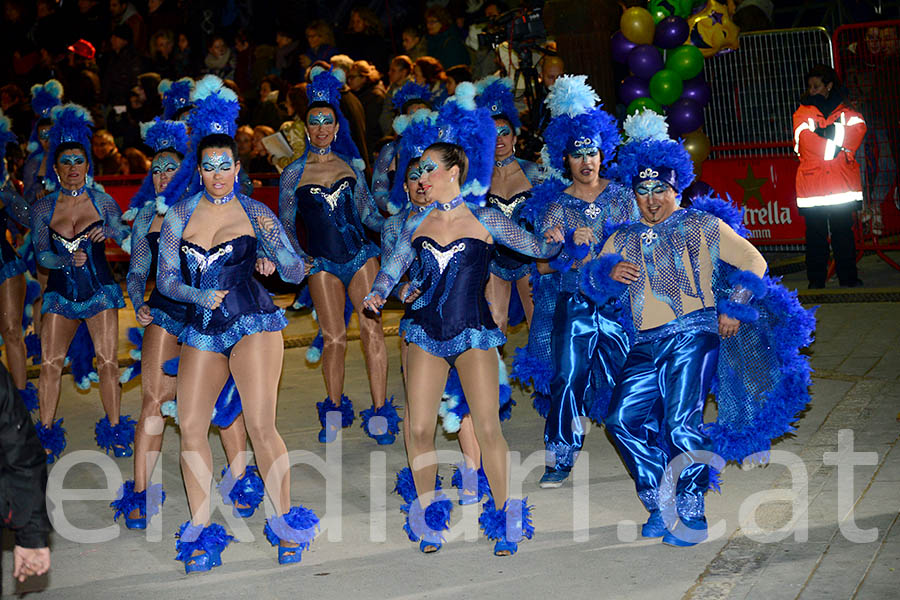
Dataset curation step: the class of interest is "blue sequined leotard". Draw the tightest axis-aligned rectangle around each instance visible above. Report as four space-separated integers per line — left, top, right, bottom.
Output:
279 151 384 288
157 192 307 355
31 188 129 319
370 202 561 359
0 182 30 284
486 158 544 282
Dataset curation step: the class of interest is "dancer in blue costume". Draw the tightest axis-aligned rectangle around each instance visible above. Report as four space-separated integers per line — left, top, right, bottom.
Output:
371 81 435 214
158 129 317 571
475 76 545 332
114 107 259 531
583 110 815 546
365 96 564 554
536 76 638 488
279 67 395 444
23 80 63 203
0 111 36 408
30 103 134 463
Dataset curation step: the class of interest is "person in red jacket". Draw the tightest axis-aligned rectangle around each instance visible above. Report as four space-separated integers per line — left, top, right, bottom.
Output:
793 64 867 288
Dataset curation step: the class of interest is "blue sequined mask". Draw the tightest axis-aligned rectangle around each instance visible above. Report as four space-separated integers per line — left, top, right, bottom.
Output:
496 125 512 137
151 156 180 175
201 151 233 173
308 112 335 126
59 153 86 166
420 156 438 174
635 180 670 197
408 169 422 182
569 147 599 160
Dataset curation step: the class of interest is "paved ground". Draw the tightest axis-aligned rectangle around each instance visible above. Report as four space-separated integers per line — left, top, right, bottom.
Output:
2 252 899 599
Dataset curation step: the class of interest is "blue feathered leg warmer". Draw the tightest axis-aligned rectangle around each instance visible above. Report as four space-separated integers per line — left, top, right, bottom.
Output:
316 394 355 443
218 464 265 518
264 506 321 564
360 396 402 445
95 415 137 457
36 419 66 464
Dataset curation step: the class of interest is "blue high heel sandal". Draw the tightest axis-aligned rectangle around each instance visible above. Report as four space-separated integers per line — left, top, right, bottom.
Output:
360 398 402 445
403 495 453 554
111 481 165 531
479 497 535 557
218 465 264 518
175 522 233 574
316 395 354 443
264 506 320 565
451 463 491 506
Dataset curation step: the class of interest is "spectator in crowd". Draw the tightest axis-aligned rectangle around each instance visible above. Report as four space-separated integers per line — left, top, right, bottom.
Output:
109 74 161 151
235 125 255 165
101 25 143 107
62 41 103 117
203 35 236 81
466 1 505 79
414 56 450 104
1 1 33 84
402 26 428 61
148 30 177 80
251 75 287 130
347 60 387 164
0 84 31 140
145 0 182 40
71 0 109 51
329 53 353 79
33 0 67 55
342 7 389 74
533 55 565 134
301 20 338 70
0 363 51 585
121 146 149 174
274 29 303 83
173 31 194 77
92 129 128 175
445 64 473 96
109 0 147 56
250 124 277 174
425 5 470 68
379 55 413 135
273 83 308 172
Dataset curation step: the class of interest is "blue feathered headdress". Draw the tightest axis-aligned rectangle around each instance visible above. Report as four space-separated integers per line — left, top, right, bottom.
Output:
616 109 694 194
27 79 64 155
46 103 96 188
0 111 17 182
306 66 364 169
389 108 440 211
391 81 434 114
159 77 194 120
188 75 239 138
123 118 191 217
542 75 619 178
434 82 496 203
474 76 521 132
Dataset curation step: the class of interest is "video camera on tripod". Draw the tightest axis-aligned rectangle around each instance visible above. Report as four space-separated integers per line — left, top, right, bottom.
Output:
476 5 547 52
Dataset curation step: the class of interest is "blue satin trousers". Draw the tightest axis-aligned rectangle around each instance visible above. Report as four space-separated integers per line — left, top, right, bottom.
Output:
605 324 719 514
545 292 630 470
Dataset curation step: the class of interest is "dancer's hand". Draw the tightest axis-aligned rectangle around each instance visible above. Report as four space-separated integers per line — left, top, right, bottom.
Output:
398 283 420 303
255 257 276 276
206 290 229 310
72 249 88 267
610 260 641 284
13 546 49 582
544 226 564 244
718 314 740 338
87 226 107 242
136 304 153 326
572 226 596 247
362 293 385 313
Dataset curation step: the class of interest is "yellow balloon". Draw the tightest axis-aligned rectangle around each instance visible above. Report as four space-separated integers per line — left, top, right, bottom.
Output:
621 7 656 45
686 0 741 58
683 128 711 172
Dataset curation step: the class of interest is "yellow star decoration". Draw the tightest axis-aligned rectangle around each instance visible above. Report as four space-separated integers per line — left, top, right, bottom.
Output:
735 164 768 206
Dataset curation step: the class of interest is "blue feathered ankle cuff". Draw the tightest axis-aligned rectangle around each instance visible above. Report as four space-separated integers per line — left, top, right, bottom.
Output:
479 497 535 543
18 382 38 412
175 521 233 573
111 480 165 527
36 419 66 464
404 494 453 544
360 397 402 444
581 253 628 306
264 505 320 564
218 465 265 518
451 463 491 505
95 415 137 457
394 467 443 506
317 395 355 442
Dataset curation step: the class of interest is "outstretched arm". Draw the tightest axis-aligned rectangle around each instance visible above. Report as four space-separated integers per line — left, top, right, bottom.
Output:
246 198 308 284
94 191 130 249
475 207 562 259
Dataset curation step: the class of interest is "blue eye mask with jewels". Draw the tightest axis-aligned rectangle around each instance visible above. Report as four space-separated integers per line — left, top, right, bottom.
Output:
308 112 335 126
59 153 86 166
201 151 233 173
635 181 670 196
420 156 438 174
569 147 599 160
151 156 181 175
408 168 422 181
496 125 512 137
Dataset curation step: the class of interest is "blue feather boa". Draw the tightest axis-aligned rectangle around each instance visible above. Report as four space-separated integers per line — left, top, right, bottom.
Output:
717 298 759 322
729 269 768 299
580 253 627 306
691 192 749 237
479 497 535 542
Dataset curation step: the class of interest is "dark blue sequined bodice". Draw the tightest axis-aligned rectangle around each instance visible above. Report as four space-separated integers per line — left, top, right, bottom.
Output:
295 176 366 263
47 220 116 302
487 191 533 275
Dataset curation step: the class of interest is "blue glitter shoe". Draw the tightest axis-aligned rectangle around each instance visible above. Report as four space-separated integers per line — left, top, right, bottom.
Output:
479 497 535 557
641 509 667 538
264 506 320 565
316 395 354 443
538 467 569 489
175 521 233 574
218 465 264 518
662 517 708 547
111 480 165 530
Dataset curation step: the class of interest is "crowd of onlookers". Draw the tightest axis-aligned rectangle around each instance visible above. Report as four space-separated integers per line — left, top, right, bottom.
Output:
0 0 551 181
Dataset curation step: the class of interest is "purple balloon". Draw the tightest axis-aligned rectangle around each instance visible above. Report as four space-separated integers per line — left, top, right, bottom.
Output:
628 45 664 80
667 98 704 136
619 76 651 106
611 31 638 64
682 78 711 107
654 16 690 49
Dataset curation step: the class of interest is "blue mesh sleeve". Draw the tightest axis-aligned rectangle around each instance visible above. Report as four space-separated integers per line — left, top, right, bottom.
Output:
371 140 397 213
369 209 426 299
30 194 73 269
351 166 384 233
475 207 561 259
125 203 155 314
157 194 222 308
239 195 307 284
277 158 304 254
1 184 31 230
92 190 129 249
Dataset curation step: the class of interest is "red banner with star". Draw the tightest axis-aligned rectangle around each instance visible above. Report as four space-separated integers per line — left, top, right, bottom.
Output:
701 156 806 246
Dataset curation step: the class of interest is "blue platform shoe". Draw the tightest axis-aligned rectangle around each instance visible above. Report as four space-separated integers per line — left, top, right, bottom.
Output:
95 415 137 457
218 464 264 518
316 395 354 443
175 521 233 574
111 480 165 530
479 496 535 556
264 506 320 564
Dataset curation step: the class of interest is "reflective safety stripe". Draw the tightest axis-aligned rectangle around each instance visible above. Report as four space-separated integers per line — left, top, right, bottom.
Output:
793 119 815 154
796 190 862 207
846 116 864 127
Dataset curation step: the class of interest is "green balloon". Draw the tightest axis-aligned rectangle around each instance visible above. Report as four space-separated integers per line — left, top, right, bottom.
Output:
627 97 664 116
649 0 691 20
650 69 684 106
649 6 670 24
665 44 704 80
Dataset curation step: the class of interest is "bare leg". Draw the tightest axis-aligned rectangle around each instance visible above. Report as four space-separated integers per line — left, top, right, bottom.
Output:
220 415 248 478
455 348 508 505
457 416 481 469
37 313 80 426
400 337 410 451
405 344 450 502
347 258 388 407
0 274 27 388
34 267 48 336
485 274 512 335
177 346 229 526
516 274 534 328
84 308 121 425
228 331 290 514
308 271 348 403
